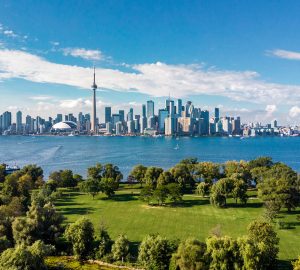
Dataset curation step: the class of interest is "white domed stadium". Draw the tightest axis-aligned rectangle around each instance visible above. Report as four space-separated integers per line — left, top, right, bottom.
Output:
51 121 77 132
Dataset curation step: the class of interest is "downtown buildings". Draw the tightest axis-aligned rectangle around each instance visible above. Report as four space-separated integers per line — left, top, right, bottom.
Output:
1 98 299 137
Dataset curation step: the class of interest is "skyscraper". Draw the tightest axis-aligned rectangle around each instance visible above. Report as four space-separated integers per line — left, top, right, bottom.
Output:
119 110 125 122
16 111 22 134
91 67 97 134
142 104 146 118
147 100 154 118
177 99 182 117
105 107 112 123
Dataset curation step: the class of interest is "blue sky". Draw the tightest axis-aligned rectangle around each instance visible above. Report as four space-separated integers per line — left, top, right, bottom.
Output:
0 0 300 124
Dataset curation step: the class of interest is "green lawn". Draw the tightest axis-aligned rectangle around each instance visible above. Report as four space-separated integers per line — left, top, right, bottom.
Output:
55 185 300 264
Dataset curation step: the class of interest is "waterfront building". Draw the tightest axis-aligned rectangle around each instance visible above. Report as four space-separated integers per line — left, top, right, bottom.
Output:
112 114 121 126
134 118 140 133
178 116 193 135
147 116 155 129
158 109 168 133
165 116 175 135
115 121 123 135
127 108 134 121
127 120 135 134
147 100 154 118
215 108 220 123
16 111 22 134
200 110 209 135
106 122 113 134
119 110 125 122
177 99 183 117
105 107 112 123
140 117 147 134
142 104 146 118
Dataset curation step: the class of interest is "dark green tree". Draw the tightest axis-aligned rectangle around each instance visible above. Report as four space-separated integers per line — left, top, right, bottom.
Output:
247 220 279 268
138 234 174 270
111 234 130 262
64 217 95 260
171 238 209 270
129 164 147 186
79 178 101 199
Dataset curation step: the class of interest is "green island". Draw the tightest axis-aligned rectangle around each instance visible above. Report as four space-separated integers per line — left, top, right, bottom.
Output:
0 157 299 270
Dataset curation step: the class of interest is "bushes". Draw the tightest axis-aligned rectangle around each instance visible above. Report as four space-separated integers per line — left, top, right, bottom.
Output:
0 240 54 270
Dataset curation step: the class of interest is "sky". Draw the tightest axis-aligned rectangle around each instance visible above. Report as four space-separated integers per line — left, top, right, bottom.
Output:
0 0 300 124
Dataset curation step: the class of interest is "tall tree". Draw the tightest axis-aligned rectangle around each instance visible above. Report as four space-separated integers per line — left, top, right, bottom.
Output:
111 234 130 262
64 217 95 260
171 238 209 270
138 234 174 270
129 165 147 186
247 220 279 268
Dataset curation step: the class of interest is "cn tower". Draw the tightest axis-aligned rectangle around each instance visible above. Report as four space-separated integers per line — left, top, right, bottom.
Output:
91 66 97 134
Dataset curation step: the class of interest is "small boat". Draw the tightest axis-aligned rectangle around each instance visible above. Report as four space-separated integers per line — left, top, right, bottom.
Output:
174 144 180 150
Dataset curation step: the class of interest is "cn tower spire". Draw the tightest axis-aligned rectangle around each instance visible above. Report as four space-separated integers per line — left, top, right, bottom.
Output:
91 66 97 134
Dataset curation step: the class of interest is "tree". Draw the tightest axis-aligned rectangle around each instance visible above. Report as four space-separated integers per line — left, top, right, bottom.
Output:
248 156 273 170
237 236 262 270
0 164 6 182
194 162 221 184
130 165 147 186
12 200 64 245
224 160 251 184
293 256 300 270
19 164 44 187
231 177 248 204
139 185 154 205
64 217 95 260
144 167 163 187
87 163 103 180
210 178 233 207
171 238 209 270
0 240 54 270
206 235 242 270
167 183 183 204
138 234 173 270
49 170 78 188
257 163 299 211
100 177 118 197
170 164 194 188
111 234 130 262
196 182 210 197
157 171 174 186
96 226 112 259
102 164 123 183
153 185 169 206
79 178 101 199
247 220 279 268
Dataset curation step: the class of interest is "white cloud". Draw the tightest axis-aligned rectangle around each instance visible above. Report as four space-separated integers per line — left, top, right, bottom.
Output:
59 98 92 109
289 106 300 118
3 30 17 38
50 41 59 46
265 104 277 114
267 49 300 60
1 49 300 105
62 47 102 61
29 95 53 101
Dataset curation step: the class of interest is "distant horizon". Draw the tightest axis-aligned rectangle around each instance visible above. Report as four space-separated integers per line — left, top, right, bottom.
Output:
1 1 300 124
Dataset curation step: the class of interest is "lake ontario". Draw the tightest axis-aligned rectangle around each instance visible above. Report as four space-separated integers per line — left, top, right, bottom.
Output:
0 136 299 178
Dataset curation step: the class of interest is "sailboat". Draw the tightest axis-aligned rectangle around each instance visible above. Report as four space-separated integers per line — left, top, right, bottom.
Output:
174 143 180 150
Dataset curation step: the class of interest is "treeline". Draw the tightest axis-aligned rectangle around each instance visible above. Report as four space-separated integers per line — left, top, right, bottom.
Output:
129 157 300 215
60 216 280 270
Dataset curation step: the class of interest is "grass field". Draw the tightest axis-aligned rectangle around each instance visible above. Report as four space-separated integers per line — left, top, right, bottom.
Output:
55 185 300 266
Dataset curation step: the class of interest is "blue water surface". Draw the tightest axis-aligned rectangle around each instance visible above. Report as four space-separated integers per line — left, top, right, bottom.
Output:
0 136 299 178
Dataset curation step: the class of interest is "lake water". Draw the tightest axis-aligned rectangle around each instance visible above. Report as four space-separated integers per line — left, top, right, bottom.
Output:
0 136 299 178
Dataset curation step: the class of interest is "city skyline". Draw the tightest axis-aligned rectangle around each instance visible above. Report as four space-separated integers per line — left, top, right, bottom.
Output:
0 1 300 124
